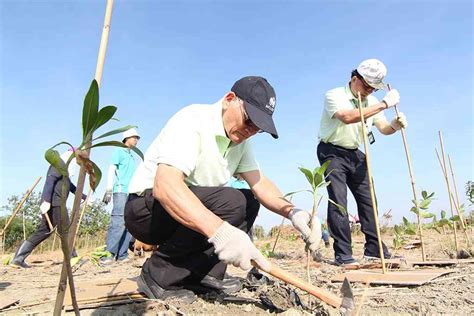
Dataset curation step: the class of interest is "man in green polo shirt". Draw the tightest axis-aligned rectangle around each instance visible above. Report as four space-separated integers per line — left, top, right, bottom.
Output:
125 76 322 302
317 59 407 266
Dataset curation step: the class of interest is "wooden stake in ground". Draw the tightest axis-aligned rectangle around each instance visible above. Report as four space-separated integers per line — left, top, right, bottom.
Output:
447 155 471 246
387 84 426 261
271 217 285 253
357 92 386 273
53 1 115 315
0 176 42 253
72 188 92 249
435 132 460 255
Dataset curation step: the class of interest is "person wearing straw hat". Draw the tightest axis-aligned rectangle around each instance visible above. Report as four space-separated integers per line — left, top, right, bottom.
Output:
10 149 86 268
317 59 408 267
124 76 322 302
101 128 140 265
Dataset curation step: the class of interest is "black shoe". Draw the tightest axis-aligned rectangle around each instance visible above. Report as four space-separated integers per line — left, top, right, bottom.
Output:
11 240 34 268
198 274 242 294
137 274 196 303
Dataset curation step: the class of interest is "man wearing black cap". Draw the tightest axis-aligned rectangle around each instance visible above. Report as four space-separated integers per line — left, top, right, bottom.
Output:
125 76 321 302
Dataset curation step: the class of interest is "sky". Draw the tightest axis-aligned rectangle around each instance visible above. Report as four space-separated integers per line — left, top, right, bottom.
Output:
1 0 473 232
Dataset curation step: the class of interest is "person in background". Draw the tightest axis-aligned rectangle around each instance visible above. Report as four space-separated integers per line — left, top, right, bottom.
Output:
101 128 140 264
317 59 407 266
10 149 86 268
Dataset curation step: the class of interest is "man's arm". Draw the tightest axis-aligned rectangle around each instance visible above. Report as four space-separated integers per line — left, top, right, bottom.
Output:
153 163 223 238
374 119 397 135
334 102 387 124
241 170 293 218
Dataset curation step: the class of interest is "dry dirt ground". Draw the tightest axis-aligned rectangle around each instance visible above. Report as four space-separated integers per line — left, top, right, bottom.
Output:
1 227 473 315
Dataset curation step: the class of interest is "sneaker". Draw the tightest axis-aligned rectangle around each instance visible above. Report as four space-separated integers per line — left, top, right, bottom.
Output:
335 259 360 268
117 257 131 264
137 274 197 303
99 257 114 266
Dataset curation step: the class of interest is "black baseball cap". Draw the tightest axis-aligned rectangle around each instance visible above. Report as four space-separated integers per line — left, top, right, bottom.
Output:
231 76 278 139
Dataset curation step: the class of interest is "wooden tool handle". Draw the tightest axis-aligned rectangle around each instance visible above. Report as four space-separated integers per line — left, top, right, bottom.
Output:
252 260 342 308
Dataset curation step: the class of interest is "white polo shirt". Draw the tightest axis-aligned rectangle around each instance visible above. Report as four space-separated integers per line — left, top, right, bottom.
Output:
128 99 259 195
318 85 386 149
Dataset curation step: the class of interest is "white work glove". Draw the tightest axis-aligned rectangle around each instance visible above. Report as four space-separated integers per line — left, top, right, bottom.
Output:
289 208 322 252
382 89 400 108
391 112 408 130
102 190 112 205
40 201 51 214
208 221 271 271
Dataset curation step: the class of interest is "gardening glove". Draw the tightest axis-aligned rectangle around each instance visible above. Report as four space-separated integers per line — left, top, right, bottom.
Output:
382 89 400 108
289 208 322 252
40 201 51 214
208 221 271 271
390 112 408 130
102 190 112 205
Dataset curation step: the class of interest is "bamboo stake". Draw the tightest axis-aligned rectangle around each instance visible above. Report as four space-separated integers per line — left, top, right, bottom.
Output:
271 195 292 253
306 195 323 308
1 177 42 236
357 92 386 273
51 231 57 252
22 208 26 241
447 155 471 246
387 84 426 261
271 217 285 253
72 188 92 249
54 1 114 315
435 133 460 255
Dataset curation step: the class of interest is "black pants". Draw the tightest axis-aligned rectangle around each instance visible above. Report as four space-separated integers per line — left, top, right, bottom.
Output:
317 142 389 263
27 206 67 247
124 187 260 290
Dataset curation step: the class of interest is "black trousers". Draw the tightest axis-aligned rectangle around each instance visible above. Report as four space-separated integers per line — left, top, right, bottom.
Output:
124 187 260 290
27 206 66 247
317 142 389 263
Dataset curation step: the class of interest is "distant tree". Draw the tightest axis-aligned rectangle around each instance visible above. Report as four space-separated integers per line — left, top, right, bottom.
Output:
76 200 110 237
1 192 42 250
253 225 265 240
466 181 474 205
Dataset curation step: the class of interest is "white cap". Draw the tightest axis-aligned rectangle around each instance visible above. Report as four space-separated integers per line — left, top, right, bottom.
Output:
357 59 387 90
122 128 140 143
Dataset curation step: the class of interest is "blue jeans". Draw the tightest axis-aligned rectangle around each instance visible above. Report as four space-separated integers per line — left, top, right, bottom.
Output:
106 192 132 260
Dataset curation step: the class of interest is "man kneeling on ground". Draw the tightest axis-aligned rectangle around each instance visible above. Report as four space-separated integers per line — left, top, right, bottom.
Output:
124 76 321 302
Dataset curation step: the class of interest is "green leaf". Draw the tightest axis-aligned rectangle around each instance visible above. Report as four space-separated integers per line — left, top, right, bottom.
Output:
422 212 435 219
91 125 137 142
394 225 402 234
422 190 428 199
82 80 99 139
410 206 417 213
316 182 331 190
91 160 102 191
284 189 313 198
427 192 435 199
328 198 346 213
406 228 417 235
131 146 145 161
93 105 117 133
316 160 331 176
450 215 460 222
298 167 314 189
419 199 432 209
403 217 410 227
441 210 446 219
45 148 67 176
433 227 441 234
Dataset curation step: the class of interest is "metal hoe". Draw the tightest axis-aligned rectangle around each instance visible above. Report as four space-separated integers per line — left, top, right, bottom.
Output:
252 260 355 313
